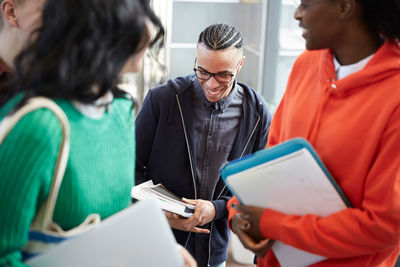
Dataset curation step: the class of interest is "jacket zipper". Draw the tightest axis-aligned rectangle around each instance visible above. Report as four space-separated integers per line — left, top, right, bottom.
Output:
213 113 261 201
176 95 197 248
206 113 261 267
178 94 262 266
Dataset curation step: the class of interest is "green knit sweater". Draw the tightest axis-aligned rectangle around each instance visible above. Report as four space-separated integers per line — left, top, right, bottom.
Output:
0 97 135 266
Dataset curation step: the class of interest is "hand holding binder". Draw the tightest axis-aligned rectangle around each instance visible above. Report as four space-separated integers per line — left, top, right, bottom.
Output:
221 138 351 267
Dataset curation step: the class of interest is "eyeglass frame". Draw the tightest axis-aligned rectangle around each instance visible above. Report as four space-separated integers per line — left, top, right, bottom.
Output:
193 58 241 84
292 0 327 12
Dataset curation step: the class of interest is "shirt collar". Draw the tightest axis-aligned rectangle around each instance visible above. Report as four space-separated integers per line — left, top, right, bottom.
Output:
72 91 114 119
333 54 374 80
193 78 238 112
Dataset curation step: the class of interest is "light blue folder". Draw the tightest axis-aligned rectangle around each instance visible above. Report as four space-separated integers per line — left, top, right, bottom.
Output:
221 137 351 267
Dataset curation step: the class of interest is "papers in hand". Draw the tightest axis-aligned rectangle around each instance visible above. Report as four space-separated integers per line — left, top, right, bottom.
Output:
221 138 351 267
131 180 195 218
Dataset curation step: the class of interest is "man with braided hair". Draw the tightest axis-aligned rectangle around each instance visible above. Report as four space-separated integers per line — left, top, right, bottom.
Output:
0 0 44 88
136 23 272 267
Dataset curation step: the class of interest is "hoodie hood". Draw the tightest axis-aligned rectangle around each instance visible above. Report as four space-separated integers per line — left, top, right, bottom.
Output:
166 74 196 94
319 41 400 96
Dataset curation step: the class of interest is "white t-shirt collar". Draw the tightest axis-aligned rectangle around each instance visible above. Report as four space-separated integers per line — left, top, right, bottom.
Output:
333 54 374 80
72 91 114 119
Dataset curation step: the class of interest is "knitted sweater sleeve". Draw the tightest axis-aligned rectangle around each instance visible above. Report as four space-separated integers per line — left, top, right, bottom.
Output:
0 109 62 266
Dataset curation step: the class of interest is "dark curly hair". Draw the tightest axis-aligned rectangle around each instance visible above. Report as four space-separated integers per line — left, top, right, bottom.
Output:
357 0 400 41
0 0 164 107
198 23 243 50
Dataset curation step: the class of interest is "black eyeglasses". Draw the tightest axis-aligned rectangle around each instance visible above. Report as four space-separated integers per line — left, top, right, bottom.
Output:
193 58 239 83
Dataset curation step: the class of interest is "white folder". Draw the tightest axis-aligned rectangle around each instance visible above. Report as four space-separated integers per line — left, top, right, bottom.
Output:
26 200 184 267
221 138 351 267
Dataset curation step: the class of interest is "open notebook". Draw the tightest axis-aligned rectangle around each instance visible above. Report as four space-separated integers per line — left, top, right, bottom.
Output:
26 200 184 267
221 138 351 267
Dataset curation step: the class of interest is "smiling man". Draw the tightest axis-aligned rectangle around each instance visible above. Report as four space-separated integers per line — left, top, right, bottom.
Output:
135 23 272 267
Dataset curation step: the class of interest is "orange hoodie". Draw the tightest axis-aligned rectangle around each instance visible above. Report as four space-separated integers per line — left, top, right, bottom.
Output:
228 41 400 266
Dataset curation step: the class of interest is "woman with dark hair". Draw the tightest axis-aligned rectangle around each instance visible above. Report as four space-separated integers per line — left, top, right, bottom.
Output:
228 0 400 266
0 0 180 266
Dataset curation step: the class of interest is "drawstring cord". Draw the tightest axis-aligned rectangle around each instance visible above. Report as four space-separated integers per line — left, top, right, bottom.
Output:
307 80 336 143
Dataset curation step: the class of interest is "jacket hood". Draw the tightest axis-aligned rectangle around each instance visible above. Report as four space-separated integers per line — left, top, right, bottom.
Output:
319 41 400 96
166 74 195 94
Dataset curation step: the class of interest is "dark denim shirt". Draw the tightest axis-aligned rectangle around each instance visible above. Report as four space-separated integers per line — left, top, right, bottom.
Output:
193 80 244 201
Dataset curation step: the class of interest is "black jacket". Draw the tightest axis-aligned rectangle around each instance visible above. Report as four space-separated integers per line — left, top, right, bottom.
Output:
135 75 271 266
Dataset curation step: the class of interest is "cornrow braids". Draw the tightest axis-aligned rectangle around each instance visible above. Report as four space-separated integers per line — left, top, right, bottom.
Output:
198 23 243 50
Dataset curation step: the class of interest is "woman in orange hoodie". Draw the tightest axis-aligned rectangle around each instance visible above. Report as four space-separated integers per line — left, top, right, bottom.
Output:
228 0 400 266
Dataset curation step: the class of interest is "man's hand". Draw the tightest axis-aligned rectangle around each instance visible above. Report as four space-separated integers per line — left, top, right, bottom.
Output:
165 198 216 234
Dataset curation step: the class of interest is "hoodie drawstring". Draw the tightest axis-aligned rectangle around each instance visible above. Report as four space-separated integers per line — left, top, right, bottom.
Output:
307 80 336 143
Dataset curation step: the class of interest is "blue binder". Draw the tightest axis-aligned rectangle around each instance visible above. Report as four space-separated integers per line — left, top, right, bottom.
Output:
221 137 351 267
221 137 351 207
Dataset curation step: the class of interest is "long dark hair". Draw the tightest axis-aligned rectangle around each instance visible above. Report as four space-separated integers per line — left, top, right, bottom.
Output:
0 0 164 107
